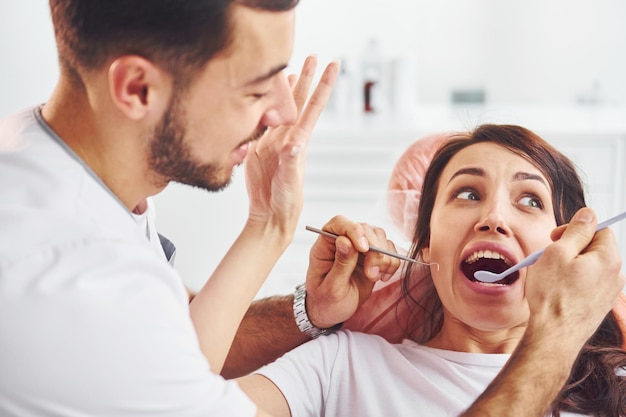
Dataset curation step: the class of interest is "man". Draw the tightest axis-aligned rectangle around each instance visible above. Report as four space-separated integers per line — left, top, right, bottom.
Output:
0 2 622 417
1 1 338 416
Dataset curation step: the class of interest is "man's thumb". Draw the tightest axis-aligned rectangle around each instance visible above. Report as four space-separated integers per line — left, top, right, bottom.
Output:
557 207 597 254
328 237 360 285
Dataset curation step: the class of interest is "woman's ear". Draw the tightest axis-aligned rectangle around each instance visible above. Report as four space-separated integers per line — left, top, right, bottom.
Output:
108 56 172 121
421 246 431 263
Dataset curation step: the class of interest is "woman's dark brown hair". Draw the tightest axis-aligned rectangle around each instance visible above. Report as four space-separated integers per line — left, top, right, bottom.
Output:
401 124 626 416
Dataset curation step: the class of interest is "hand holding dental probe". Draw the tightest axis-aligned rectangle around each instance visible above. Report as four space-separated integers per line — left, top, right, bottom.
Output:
305 226 439 268
474 209 626 283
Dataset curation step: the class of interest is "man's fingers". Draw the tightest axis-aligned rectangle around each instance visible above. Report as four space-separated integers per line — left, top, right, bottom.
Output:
273 60 339 162
320 236 359 290
549 224 567 242
323 221 400 284
548 208 597 257
291 56 318 114
294 61 339 136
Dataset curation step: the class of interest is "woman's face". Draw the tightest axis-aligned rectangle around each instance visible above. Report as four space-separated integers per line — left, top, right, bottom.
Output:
422 142 557 338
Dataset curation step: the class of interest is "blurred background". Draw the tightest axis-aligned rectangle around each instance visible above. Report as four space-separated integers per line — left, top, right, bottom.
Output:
290 0 626 106
2 0 625 295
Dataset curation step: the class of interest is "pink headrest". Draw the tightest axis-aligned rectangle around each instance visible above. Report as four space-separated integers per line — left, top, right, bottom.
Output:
386 132 452 242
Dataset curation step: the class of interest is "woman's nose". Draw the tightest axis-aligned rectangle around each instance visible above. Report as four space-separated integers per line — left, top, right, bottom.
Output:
474 206 512 236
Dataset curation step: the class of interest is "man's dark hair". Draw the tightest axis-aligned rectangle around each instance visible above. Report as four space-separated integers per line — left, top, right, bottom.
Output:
49 0 299 85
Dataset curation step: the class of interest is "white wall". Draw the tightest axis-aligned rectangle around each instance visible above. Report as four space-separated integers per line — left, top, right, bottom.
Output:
290 0 626 106
3 0 626 117
2 1 625 293
0 1 58 117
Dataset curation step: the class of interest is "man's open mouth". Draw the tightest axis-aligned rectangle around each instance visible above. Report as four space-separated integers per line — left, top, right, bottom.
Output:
461 250 519 285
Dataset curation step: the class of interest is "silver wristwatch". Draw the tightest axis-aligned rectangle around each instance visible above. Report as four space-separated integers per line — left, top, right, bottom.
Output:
293 283 341 339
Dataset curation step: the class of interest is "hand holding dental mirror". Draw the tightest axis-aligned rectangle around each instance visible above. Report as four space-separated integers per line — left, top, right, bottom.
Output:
474 210 626 283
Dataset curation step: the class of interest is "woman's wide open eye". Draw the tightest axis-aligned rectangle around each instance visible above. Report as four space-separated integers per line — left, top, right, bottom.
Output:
456 189 480 201
518 195 544 209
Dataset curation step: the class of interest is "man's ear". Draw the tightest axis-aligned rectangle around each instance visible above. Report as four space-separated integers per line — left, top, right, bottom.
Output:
108 56 171 120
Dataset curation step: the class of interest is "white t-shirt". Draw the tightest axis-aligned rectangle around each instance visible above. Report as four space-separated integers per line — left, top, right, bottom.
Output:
0 107 256 417
131 197 176 266
257 330 586 417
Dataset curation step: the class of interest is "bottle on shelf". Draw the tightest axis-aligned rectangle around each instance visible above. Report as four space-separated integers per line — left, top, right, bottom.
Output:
361 38 383 113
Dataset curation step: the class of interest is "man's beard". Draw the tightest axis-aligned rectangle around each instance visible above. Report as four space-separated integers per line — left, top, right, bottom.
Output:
148 95 231 192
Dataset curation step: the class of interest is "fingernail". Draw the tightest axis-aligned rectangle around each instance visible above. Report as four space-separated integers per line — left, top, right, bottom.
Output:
359 237 369 250
574 209 594 223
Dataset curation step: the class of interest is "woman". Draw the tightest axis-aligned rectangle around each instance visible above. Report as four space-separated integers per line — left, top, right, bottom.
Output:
238 124 626 416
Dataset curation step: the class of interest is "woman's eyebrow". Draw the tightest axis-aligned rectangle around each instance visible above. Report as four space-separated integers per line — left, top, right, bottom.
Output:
448 168 548 190
448 167 484 184
513 172 549 190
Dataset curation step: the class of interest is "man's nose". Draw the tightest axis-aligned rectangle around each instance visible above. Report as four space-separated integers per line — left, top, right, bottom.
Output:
260 74 297 127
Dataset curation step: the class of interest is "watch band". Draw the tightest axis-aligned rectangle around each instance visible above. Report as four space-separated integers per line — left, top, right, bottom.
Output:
293 283 341 339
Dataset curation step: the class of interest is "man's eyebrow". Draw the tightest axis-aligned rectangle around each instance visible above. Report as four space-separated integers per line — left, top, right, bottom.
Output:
244 64 288 86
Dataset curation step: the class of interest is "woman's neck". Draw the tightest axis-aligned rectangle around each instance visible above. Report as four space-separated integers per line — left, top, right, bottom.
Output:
424 318 526 354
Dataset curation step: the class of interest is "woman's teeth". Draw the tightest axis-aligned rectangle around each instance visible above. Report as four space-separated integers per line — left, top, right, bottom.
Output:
464 250 512 266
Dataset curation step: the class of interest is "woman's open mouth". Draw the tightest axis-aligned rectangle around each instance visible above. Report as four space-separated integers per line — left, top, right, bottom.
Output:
461 250 519 285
